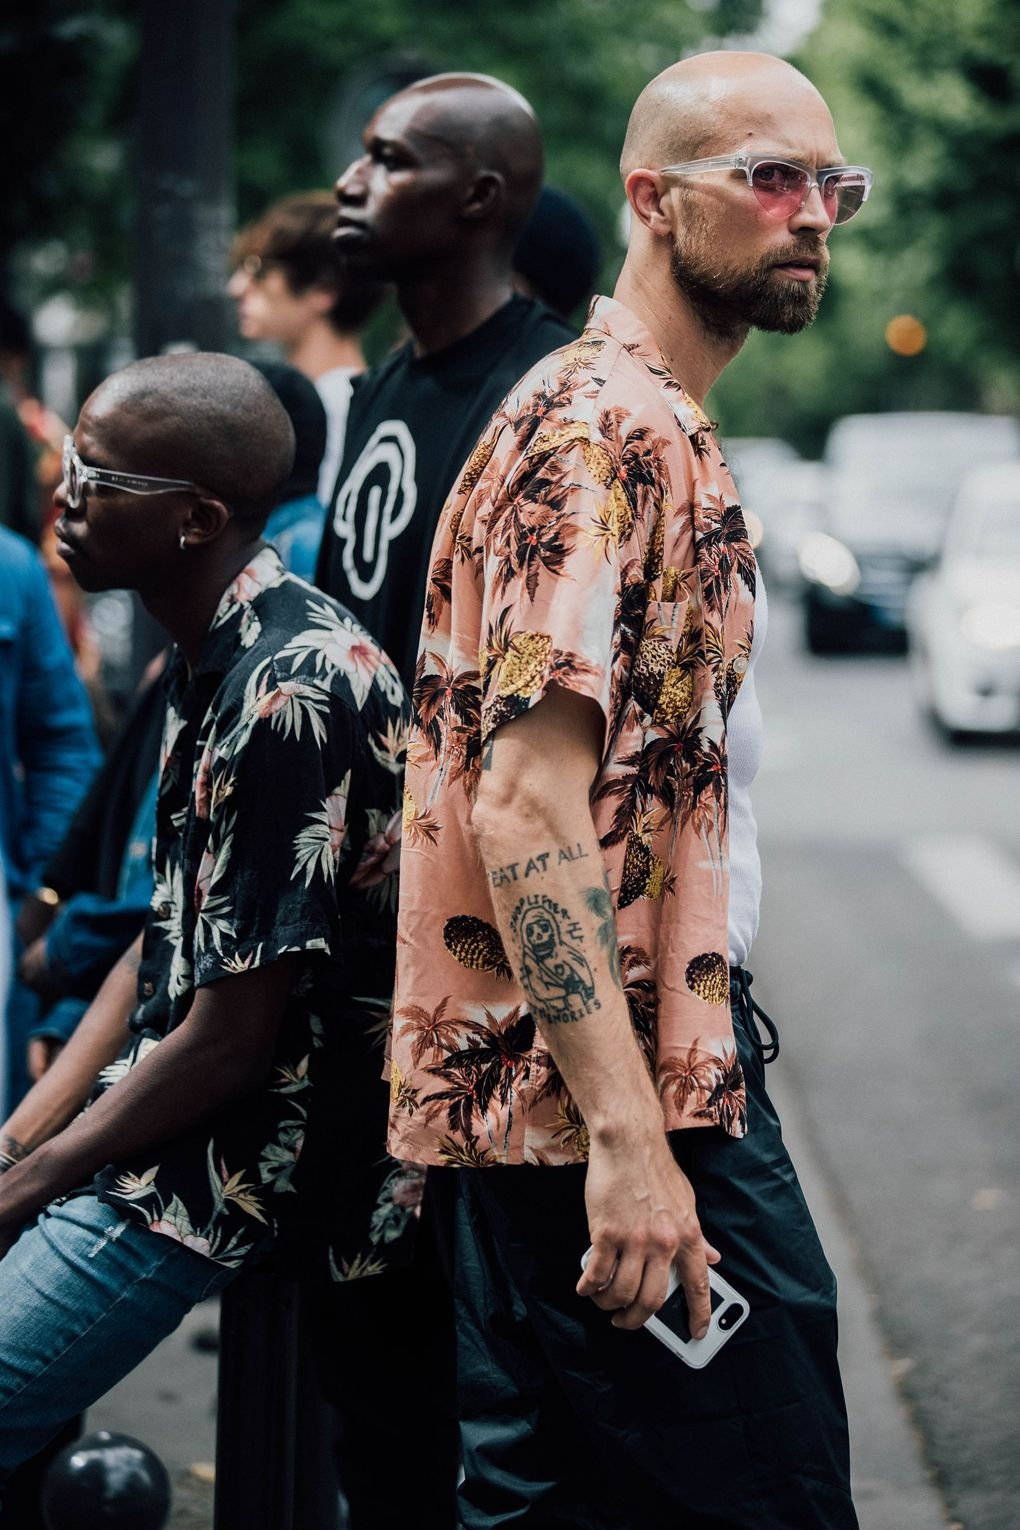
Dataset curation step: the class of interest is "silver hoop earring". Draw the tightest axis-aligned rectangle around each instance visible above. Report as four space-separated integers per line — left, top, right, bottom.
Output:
179 534 187 552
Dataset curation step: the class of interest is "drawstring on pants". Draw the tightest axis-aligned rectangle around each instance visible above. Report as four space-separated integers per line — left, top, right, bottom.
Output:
730 967 780 1064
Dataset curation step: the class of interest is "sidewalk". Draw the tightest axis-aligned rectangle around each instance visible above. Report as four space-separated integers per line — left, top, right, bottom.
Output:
90 1072 951 1530
768 1058 952 1530
91 1299 219 1529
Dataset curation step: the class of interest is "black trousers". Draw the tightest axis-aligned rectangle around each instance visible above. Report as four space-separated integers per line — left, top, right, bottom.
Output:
442 996 859 1530
308 1174 460 1529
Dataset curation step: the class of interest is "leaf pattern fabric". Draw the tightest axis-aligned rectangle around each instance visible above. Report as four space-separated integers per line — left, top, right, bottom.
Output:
388 297 756 1168
88 549 418 1277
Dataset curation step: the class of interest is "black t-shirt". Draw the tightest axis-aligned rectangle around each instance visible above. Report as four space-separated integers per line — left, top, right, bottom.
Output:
315 295 576 687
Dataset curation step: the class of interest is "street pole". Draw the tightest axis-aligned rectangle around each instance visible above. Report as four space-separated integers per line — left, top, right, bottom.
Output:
134 0 234 357
130 0 235 678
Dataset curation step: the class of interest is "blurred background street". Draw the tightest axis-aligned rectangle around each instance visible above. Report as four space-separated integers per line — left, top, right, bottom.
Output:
753 593 1020 1530
3 0 1019 1524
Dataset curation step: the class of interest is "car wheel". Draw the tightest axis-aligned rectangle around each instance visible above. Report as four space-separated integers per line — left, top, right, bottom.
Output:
915 653 968 744
804 601 846 655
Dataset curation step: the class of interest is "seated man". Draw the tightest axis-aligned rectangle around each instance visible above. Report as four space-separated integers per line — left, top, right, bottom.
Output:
14 358 335 1084
0 353 411 1484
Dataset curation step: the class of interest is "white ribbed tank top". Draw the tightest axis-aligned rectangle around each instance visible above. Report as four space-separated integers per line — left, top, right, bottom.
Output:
727 570 767 967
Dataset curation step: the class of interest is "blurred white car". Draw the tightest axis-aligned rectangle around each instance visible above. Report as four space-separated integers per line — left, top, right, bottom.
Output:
720 436 801 570
907 461 1020 737
800 411 1020 653
759 459 828 591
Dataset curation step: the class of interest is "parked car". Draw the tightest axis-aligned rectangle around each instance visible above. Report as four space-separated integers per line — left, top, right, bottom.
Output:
720 435 800 561
907 461 1020 738
756 458 828 592
799 412 1020 653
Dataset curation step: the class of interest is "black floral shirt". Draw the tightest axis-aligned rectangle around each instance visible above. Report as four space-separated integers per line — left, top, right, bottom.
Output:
89 548 419 1278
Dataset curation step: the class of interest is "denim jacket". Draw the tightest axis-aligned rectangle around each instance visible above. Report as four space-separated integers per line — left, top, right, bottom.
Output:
0 527 101 902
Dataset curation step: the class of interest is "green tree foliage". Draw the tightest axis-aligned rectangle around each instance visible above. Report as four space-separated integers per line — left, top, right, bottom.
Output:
0 3 135 298
6 0 762 332
712 0 1020 451
7 0 1016 451
232 0 759 282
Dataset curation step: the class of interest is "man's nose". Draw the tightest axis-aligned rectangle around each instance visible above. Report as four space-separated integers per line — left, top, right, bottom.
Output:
336 157 368 203
789 182 831 236
53 477 74 517
226 267 248 299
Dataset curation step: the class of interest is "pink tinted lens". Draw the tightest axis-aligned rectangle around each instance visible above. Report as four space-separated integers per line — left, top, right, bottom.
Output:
823 172 868 225
749 162 809 217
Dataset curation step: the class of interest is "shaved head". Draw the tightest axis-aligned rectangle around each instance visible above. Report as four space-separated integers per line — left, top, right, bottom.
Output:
86 353 295 522
620 51 835 176
388 73 543 245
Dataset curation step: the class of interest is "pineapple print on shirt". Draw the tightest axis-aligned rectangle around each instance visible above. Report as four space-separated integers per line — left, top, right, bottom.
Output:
388 296 757 1168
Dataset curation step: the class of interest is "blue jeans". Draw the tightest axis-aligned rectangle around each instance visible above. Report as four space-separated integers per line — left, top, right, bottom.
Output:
0 1196 236 1482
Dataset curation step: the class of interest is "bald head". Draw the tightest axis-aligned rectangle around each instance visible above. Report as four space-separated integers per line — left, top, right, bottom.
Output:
620 52 835 176
388 73 543 245
87 353 295 524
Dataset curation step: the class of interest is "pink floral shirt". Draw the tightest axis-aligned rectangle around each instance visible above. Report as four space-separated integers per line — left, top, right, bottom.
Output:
388 297 757 1167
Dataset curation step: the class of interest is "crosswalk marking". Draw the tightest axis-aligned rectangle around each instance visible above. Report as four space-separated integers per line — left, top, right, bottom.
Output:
902 833 1020 941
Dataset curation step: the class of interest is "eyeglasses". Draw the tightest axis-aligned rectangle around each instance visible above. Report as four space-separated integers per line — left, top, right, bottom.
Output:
657 153 874 226
235 253 282 280
62 435 200 511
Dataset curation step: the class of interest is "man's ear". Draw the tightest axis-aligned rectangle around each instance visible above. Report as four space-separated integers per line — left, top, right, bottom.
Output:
180 495 233 549
462 171 504 224
307 282 339 317
625 169 675 238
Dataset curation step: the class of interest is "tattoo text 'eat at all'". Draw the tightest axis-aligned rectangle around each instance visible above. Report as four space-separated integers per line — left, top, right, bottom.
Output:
488 842 588 890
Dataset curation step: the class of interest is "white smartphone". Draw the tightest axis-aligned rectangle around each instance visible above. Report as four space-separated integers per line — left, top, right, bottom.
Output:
580 1246 750 1369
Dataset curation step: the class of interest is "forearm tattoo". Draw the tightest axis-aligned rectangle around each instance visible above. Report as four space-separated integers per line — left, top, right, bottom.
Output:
487 842 589 890
510 892 599 1024
585 886 623 993
487 835 623 1024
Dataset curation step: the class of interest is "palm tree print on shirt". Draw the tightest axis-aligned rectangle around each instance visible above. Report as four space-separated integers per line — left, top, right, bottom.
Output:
388 296 757 1167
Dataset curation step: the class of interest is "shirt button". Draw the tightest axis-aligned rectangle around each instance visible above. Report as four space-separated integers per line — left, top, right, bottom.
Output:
156 902 171 918
141 981 155 998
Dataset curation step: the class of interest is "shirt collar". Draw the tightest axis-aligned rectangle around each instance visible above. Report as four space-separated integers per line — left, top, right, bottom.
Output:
584 295 715 432
171 544 287 689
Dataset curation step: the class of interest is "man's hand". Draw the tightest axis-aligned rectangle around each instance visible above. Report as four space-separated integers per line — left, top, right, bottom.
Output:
16 893 58 950
28 1036 65 1082
17 935 60 1001
0 1223 22 1262
349 810 402 890
0 1137 28 1260
577 1131 720 1335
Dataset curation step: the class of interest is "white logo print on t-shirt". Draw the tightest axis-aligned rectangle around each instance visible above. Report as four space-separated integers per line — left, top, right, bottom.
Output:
332 420 418 601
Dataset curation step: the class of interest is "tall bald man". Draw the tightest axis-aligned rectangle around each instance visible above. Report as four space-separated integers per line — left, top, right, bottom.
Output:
317 72 575 688
386 53 871 1527
0 354 412 1483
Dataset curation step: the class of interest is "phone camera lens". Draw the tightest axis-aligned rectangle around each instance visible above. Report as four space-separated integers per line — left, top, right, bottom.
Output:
717 1304 742 1331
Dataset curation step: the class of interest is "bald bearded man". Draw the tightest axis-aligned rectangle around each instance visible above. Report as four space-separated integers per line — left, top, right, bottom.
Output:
385 53 871 1527
0 354 412 1485
317 72 575 688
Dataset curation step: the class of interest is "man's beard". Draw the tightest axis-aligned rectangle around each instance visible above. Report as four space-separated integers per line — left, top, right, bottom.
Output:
670 231 829 341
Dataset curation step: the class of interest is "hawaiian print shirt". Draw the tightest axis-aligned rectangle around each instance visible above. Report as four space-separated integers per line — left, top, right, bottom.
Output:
88 548 419 1278
388 296 757 1169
